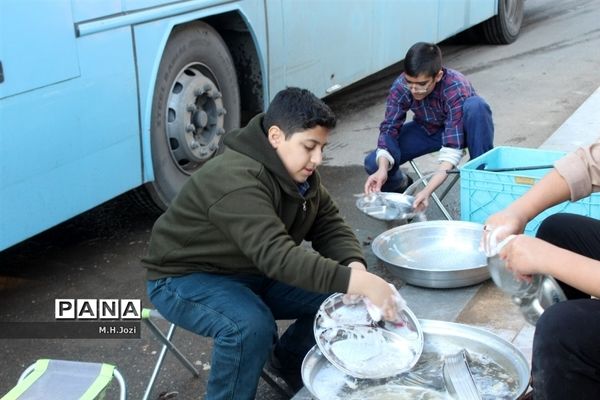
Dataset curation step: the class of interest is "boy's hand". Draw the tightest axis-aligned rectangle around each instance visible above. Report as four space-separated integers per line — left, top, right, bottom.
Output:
364 169 388 194
364 283 407 323
341 293 362 305
412 190 430 212
364 280 398 321
347 269 398 321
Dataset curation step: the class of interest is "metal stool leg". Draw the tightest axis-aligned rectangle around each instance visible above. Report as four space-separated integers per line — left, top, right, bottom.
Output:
260 370 295 398
142 311 200 400
142 309 293 399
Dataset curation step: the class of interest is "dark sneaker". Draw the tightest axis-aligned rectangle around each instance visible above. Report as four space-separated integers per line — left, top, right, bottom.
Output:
264 349 304 394
386 169 414 193
396 174 414 193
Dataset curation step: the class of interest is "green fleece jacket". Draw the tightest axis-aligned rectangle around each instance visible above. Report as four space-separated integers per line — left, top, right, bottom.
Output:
142 114 365 294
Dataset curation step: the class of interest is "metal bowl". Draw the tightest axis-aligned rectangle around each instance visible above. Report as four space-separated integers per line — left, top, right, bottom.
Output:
371 221 489 288
302 319 531 400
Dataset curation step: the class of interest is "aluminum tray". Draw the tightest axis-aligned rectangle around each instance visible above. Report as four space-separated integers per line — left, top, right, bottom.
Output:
355 192 417 221
372 220 489 288
302 319 530 400
313 293 423 379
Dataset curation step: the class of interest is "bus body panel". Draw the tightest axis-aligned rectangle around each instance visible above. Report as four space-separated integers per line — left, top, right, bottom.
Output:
266 0 437 99
1 26 141 250
70 0 122 23
468 0 497 28
0 1 80 98
266 0 498 99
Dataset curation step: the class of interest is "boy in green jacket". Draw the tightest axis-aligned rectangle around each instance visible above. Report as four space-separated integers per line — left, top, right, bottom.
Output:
142 87 398 399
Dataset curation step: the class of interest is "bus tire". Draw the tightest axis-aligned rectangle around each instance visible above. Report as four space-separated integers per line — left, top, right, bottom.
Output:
143 21 240 211
481 0 524 44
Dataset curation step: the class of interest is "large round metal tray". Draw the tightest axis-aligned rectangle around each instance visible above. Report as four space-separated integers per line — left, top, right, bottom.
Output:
302 319 530 400
371 220 489 288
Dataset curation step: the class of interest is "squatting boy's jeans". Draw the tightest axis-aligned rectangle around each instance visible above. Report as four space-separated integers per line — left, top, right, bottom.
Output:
147 273 329 400
364 95 494 191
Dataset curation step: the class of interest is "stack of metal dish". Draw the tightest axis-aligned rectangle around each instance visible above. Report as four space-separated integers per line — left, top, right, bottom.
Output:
303 317 531 400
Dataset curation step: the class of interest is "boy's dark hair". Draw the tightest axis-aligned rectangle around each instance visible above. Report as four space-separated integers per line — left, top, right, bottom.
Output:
263 87 336 137
404 42 442 78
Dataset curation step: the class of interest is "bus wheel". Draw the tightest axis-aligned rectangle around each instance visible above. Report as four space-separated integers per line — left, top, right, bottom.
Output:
481 0 524 44
144 21 240 211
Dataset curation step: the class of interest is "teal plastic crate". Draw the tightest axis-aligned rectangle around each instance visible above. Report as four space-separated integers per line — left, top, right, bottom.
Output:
460 146 600 236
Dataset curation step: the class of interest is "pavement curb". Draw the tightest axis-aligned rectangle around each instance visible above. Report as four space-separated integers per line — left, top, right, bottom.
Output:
540 86 600 152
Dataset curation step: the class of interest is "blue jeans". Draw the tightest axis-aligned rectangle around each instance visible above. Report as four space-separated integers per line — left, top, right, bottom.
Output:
364 95 494 191
147 273 329 400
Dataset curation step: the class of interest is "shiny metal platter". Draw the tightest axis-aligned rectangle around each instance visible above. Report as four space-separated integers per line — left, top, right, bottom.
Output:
372 221 489 288
314 293 423 379
303 319 530 400
355 192 417 221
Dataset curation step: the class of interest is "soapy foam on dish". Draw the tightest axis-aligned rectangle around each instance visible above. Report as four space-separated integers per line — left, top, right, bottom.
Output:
345 385 449 400
330 334 417 376
311 360 449 400
325 303 369 325
309 347 521 400
311 361 356 399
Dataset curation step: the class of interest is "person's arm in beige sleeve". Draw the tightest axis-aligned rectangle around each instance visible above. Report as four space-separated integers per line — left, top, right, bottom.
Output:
486 142 600 298
485 142 600 237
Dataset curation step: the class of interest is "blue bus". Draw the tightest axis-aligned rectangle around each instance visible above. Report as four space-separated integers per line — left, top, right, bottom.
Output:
0 0 524 251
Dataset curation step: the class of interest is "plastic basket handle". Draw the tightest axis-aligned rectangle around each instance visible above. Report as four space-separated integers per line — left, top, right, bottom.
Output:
475 163 554 173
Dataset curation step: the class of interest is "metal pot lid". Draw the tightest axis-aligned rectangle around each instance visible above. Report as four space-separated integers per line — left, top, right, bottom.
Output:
313 293 424 379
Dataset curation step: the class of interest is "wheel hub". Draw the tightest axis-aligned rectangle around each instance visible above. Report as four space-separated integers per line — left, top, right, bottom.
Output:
166 64 226 174
504 0 524 32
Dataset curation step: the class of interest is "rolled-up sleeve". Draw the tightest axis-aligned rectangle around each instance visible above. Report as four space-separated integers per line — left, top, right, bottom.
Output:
554 142 600 201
